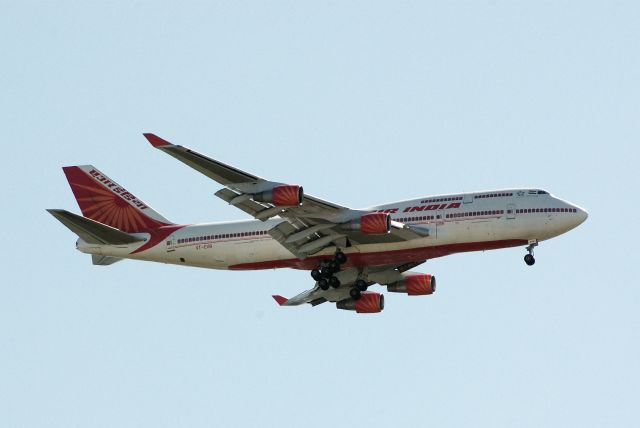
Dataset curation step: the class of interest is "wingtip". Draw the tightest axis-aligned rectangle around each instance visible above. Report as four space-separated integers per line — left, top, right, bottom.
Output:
272 295 288 306
143 133 172 148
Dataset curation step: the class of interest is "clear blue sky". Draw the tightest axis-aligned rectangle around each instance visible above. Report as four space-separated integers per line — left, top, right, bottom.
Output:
1 2 638 427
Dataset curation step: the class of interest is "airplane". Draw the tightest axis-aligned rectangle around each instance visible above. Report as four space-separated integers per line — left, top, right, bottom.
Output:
48 134 588 314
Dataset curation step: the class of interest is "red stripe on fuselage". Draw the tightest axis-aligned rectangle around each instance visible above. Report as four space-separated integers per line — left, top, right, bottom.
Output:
228 239 528 270
131 224 188 254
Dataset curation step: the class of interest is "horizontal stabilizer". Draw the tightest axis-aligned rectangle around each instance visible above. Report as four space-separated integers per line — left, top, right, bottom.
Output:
272 295 289 306
92 255 123 265
47 209 144 245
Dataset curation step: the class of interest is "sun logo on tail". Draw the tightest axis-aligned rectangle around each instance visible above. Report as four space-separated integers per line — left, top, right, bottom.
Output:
63 166 172 233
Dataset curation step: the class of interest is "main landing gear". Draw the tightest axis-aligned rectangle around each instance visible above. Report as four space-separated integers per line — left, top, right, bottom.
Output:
349 280 369 300
311 250 348 291
524 241 538 266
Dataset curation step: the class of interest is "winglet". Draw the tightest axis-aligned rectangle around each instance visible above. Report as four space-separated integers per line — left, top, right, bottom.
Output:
272 295 288 306
143 133 173 148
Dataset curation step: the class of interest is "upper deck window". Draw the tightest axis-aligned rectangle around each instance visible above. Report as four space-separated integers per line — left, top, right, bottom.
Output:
474 192 513 199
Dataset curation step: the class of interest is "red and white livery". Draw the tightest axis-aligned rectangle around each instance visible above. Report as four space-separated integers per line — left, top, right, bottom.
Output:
48 134 588 313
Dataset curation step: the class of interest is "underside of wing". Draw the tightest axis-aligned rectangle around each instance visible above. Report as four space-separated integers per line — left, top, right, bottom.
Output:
271 260 434 313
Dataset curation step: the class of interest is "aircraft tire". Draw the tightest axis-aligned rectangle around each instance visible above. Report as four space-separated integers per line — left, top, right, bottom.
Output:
318 278 330 290
311 269 322 281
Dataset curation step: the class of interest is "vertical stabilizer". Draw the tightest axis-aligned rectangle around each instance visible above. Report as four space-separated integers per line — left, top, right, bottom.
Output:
62 165 173 233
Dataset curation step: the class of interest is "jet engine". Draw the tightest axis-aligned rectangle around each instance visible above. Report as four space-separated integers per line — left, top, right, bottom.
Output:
336 292 384 313
387 273 436 295
253 185 304 206
342 213 391 235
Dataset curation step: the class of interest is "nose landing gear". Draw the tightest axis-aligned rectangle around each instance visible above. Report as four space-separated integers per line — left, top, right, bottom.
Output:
524 241 538 266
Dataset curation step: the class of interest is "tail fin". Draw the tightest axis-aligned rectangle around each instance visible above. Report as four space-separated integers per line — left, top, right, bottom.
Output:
62 165 173 232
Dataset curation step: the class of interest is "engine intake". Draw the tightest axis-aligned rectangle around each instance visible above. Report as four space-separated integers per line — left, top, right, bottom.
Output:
387 274 436 295
336 292 384 313
253 185 304 206
343 213 391 235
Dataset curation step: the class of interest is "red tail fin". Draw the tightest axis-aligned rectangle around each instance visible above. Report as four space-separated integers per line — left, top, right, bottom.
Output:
62 165 173 232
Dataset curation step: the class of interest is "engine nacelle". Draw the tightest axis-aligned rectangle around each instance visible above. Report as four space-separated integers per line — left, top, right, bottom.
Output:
336 292 384 313
343 213 391 235
253 185 304 206
387 274 436 296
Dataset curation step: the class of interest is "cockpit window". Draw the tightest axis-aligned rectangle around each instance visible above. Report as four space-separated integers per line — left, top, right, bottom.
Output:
537 190 548 195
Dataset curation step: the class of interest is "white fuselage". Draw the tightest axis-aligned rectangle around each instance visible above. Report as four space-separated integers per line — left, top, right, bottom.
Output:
77 189 588 270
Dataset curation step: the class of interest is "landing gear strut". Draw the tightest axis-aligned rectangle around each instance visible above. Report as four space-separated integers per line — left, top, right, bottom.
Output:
524 241 538 266
310 249 349 288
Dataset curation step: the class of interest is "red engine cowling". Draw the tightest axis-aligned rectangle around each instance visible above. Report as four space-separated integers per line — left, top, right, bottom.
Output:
253 185 304 206
344 213 391 235
387 274 436 296
336 292 385 313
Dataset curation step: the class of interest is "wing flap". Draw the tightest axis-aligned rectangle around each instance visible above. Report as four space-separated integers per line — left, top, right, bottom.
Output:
215 188 270 218
268 221 348 258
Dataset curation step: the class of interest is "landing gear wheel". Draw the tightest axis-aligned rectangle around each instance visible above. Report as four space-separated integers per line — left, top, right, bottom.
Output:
318 278 330 290
328 260 340 273
355 280 368 291
320 266 333 277
349 287 362 300
329 276 341 289
524 241 538 266
335 251 347 264
311 269 322 281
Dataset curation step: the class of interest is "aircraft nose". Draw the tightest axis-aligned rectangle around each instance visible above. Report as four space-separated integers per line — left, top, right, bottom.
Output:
578 207 588 223
572 205 588 226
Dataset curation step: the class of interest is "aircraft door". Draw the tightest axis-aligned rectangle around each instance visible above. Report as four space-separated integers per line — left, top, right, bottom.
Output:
435 210 445 237
506 204 516 220
166 234 176 252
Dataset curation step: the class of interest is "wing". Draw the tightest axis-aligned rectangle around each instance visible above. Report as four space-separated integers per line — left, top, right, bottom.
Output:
144 133 429 258
272 261 428 307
